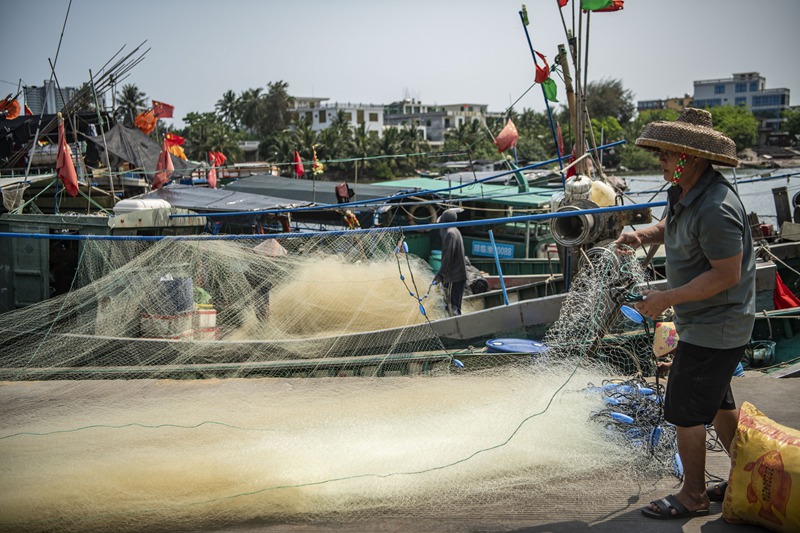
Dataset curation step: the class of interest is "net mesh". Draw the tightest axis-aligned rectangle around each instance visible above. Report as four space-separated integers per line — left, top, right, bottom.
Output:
0 232 674 532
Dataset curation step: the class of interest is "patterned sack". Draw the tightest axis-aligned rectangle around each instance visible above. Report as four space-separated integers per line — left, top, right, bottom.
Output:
652 321 679 358
723 401 800 532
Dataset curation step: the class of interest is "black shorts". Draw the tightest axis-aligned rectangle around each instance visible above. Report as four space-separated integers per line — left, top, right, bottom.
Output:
663 341 745 427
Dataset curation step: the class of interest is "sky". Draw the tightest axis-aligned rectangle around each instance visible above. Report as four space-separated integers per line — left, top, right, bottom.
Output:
3 0 799 129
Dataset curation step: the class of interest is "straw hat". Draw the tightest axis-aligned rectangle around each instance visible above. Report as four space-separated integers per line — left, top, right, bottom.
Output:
635 108 739 167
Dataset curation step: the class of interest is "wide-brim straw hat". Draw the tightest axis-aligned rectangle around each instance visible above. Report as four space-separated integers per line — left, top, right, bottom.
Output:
635 108 739 167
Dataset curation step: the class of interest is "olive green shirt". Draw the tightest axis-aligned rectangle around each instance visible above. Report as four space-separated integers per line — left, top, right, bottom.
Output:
664 167 755 348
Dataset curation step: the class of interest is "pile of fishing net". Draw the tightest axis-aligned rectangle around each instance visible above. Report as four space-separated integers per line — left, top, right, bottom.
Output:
0 233 673 532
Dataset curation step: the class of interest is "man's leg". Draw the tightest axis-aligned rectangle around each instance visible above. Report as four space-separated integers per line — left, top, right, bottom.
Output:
648 424 710 515
712 408 740 454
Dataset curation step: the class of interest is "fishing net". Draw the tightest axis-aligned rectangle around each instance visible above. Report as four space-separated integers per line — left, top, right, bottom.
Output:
0 232 673 532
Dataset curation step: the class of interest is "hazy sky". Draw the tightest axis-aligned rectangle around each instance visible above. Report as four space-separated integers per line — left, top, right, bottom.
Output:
3 0 799 128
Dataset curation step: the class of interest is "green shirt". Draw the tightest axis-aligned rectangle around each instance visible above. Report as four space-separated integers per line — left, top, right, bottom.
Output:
664 167 755 348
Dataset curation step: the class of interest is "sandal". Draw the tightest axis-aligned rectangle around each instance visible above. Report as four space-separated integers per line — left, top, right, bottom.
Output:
642 494 710 520
707 481 728 502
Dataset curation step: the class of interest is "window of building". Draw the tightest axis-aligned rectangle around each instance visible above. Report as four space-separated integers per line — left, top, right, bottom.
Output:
319 110 327 123
345 112 353 121
752 94 785 107
357 110 364 124
306 111 313 123
694 98 722 108
445 118 451 128
750 81 759 91
735 97 747 106
369 112 378 122
714 84 725 95
426 120 431 127
735 83 747 93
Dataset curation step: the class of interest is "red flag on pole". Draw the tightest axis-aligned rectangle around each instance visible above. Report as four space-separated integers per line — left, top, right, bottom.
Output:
556 122 565 157
152 139 174 190
292 150 305 178
24 103 33 116
494 119 519 153
534 51 550 84
558 0 570 7
165 132 185 146
56 113 79 197
152 100 175 119
208 151 227 167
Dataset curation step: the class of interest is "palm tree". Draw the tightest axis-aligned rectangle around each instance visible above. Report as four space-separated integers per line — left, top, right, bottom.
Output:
215 90 239 129
237 88 264 134
116 83 147 126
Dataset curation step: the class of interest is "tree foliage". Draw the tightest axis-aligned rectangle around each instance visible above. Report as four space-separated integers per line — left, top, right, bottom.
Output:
115 84 147 126
708 105 758 151
584 78 636 125
782 108 800 137
178 112 242 161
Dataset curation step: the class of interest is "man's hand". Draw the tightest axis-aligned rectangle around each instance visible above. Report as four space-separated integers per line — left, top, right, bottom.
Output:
614 231 641 255
634 289 671 320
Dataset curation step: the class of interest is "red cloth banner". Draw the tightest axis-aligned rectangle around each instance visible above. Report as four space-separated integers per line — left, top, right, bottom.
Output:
152 139 174 190
165 132 185 146
134 109 156 135
292 150 305 178
56 113 79 197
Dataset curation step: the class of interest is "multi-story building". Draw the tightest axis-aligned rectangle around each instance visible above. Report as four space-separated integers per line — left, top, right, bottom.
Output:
637 95 694 113
24 80 100 115
293 97 384 137
383 99 488 145
693 72 790 132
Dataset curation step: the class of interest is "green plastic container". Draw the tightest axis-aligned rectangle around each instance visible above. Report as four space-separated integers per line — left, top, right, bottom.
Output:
429 250 442 272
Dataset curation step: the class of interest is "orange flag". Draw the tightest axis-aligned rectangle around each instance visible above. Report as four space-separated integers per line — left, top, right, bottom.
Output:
0 96 20 120
134 109 156 135
152 139 174 190
494 119 519 153
56 113 79 197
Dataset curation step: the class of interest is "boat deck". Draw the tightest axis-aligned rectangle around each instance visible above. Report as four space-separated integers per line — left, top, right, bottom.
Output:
209 371 799 533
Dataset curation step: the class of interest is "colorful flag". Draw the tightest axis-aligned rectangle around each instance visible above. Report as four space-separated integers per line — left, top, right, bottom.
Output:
558 0 570 7
581 0 614 11
56 113 79 197
0 96 20 120
556 122 565 157
165 132 185 146
168 144 187 160
534 51 550 84
208 151 227 167
207 163 217 189
592 0 623 11
152 139 174 190
312 145 324 175
494 119 519 153
152 100 175 119
542 78 558 102
134 109 156 135
292 150 304 178
24 103 33 115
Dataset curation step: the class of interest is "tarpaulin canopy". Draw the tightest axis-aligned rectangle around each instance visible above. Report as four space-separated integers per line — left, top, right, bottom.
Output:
139 184 310 213
84 124 197 180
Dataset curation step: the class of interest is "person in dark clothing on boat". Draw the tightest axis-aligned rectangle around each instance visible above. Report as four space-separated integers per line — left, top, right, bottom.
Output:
434 208 468 316
614 108 755 521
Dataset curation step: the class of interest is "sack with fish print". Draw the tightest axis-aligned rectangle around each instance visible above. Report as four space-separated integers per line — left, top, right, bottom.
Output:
723 401 800 532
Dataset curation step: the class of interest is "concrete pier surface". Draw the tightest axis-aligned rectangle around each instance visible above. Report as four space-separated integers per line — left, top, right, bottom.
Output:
209 372 798 533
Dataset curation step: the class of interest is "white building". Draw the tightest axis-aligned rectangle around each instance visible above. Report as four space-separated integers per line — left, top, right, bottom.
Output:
693 72 790 132
293 97 385 137
383 99 489 145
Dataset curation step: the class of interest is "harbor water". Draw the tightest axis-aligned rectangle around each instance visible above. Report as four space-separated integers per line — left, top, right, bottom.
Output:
623 166 800 228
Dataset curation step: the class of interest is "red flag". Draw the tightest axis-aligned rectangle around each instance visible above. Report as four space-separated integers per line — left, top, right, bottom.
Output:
208 151 227 167
556 122 565 157
152 139 174 190
165 132 185 146
152 100 174 119
292 150 304 178
24 104 33 116
134 109 156 135
56 113 79 197
774 271 800 309
558 0 569 7
494 119 519 153
534 51 550 84
207 163 217 189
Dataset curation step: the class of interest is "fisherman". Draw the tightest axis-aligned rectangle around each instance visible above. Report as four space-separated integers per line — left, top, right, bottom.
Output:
434 208 467 316
614 108 755 520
